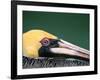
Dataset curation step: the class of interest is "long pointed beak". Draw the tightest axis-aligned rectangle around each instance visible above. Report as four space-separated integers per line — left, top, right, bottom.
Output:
50 39 90 59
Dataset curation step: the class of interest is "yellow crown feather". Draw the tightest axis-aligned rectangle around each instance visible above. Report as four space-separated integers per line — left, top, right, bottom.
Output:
23 29 57 58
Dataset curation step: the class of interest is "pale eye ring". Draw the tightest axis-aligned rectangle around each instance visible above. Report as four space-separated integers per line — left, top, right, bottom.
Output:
40 38 50 46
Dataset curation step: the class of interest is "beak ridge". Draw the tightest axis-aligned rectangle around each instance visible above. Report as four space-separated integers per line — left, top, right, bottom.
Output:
50 39 90 59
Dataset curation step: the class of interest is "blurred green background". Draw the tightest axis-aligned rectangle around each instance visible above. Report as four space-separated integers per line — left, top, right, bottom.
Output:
23 11 89 50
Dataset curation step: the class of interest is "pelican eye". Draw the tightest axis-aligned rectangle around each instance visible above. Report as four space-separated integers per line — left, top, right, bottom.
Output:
40 38 50 46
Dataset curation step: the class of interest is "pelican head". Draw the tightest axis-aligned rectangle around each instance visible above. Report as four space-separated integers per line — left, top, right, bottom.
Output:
23 29 89 60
